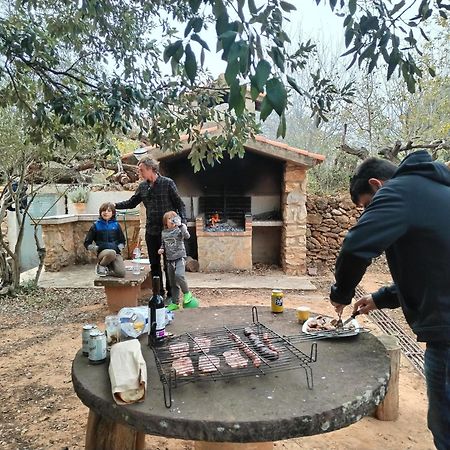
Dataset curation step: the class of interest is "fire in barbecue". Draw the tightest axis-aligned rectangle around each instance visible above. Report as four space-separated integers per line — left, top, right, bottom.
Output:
208 212 220 227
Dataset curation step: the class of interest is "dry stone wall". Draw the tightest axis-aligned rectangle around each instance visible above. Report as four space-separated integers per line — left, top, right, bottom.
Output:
306 194 361 271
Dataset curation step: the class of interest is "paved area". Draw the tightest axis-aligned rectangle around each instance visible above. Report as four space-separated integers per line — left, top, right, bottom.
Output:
22 264 317 291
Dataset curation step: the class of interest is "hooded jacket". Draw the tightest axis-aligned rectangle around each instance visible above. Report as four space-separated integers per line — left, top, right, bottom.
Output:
84 218 126 255
330 150 450 343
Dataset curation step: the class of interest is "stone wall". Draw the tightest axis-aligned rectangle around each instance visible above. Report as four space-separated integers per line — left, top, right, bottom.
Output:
41 214 140 271
306 194 360 271
281 162 307 275
196 215 252 271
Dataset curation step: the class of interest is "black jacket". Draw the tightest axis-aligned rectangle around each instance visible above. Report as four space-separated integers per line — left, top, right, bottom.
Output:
84 218 125 255
115 175 186 236
330 150 450 343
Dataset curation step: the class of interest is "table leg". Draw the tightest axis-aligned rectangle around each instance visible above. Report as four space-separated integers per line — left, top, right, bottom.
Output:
85 409 145 450
195 442 273 450
374 335 400 421
104 285 140 312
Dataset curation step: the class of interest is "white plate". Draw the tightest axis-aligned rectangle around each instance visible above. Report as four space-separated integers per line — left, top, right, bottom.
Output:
302 317 360 338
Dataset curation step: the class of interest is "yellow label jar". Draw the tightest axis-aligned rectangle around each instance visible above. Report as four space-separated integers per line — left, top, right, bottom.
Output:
271 289 284 313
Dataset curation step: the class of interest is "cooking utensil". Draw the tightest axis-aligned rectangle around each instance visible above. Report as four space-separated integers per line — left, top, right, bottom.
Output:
342 310 361 327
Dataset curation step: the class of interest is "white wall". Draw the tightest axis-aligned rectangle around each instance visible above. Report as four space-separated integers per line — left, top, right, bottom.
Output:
68 190 138 215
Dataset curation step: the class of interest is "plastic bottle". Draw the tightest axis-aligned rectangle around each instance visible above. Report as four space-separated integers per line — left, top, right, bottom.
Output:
132 246 141 260
148 276 165 346
132 245 141 274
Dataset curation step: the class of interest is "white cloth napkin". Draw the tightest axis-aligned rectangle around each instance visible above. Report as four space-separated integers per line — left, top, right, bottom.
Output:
108 339 147 404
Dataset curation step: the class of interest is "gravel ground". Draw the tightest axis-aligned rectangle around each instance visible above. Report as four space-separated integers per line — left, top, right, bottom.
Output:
0 271 434 450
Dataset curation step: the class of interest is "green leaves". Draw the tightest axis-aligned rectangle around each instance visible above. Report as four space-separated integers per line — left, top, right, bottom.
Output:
280 2 296 12
228 80 245 115
163 40 183 64
191 34 209 51
266 78 287 116
184 44 197 84
0 0 445 169
254 60 271 92
387 48 401 80
348 0 357 15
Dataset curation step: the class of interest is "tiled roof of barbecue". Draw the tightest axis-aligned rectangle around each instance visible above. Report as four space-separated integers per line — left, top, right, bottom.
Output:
128 125 325 168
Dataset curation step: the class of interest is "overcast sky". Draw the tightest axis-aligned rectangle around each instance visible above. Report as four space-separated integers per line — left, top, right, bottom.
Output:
176 1 345 77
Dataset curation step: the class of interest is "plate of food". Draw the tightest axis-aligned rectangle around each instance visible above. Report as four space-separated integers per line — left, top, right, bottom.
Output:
302 315 360 338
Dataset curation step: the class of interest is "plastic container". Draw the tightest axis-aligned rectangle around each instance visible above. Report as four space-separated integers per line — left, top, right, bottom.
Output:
132 247 141 274
105 315 121 349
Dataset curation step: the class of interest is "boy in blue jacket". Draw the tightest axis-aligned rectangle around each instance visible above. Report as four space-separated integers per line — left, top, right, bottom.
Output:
84 202 126 277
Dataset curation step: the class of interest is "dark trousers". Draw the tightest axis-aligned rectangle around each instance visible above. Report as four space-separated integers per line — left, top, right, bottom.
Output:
146 232 171 297
425 343 450 450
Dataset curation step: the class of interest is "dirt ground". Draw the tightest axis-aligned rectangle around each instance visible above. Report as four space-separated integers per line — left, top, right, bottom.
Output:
0 268 434 450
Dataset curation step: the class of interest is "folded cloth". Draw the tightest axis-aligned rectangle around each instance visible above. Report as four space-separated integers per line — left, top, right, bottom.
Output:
108 339 147 404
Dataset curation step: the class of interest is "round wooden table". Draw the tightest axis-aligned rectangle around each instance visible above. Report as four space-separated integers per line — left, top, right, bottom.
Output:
72 306 391 450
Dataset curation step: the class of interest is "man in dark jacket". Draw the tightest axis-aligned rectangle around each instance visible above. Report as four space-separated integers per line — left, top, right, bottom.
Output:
330 150 450 449
115 157 186 297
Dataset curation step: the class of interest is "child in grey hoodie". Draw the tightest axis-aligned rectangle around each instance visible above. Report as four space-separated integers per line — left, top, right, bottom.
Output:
159 211 199 311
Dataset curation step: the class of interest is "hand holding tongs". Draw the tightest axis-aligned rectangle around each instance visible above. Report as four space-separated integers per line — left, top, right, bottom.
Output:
335 309 361 328
341 310 361 327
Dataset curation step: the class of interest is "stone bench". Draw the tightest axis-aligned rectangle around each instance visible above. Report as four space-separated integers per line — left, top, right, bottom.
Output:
94 262 151 312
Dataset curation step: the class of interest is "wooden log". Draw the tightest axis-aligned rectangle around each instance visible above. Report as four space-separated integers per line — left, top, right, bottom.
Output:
374 335 400 421
85 409 145 450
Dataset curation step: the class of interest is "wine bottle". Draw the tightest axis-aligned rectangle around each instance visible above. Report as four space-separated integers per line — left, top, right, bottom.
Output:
148 276 165 346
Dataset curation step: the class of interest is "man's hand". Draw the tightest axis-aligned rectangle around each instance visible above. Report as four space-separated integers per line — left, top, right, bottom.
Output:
330 301 346 316
158 248 164 255
353 294 377 315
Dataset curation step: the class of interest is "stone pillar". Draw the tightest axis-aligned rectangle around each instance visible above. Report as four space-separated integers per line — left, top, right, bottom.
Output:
281 162 307 275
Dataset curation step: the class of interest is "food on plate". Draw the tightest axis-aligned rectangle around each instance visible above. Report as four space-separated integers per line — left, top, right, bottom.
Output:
198 355 220 373
306 315 356 333
223 349 248 369
172 356 194 376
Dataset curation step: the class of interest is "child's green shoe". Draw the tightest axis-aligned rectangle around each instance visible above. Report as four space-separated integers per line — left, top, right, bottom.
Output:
183 292 199 308
167 302 180 311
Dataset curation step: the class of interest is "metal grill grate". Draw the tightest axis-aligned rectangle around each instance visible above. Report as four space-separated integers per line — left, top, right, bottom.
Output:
355 286 425 377
152 307 317 407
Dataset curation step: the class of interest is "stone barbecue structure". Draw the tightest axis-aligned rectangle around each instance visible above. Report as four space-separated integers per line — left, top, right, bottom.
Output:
147 127 325 275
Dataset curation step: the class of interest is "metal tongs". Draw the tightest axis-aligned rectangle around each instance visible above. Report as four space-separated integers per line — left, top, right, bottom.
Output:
336 310 361 328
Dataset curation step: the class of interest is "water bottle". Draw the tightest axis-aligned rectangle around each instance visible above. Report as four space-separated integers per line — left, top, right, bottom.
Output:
132 246 141 260
148 276 165 347
132 246 141 275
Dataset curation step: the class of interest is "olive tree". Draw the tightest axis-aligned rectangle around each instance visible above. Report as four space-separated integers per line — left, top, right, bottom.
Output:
0 0 447 171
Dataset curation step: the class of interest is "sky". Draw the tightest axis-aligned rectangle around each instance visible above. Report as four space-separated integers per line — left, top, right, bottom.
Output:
171 0 346 77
